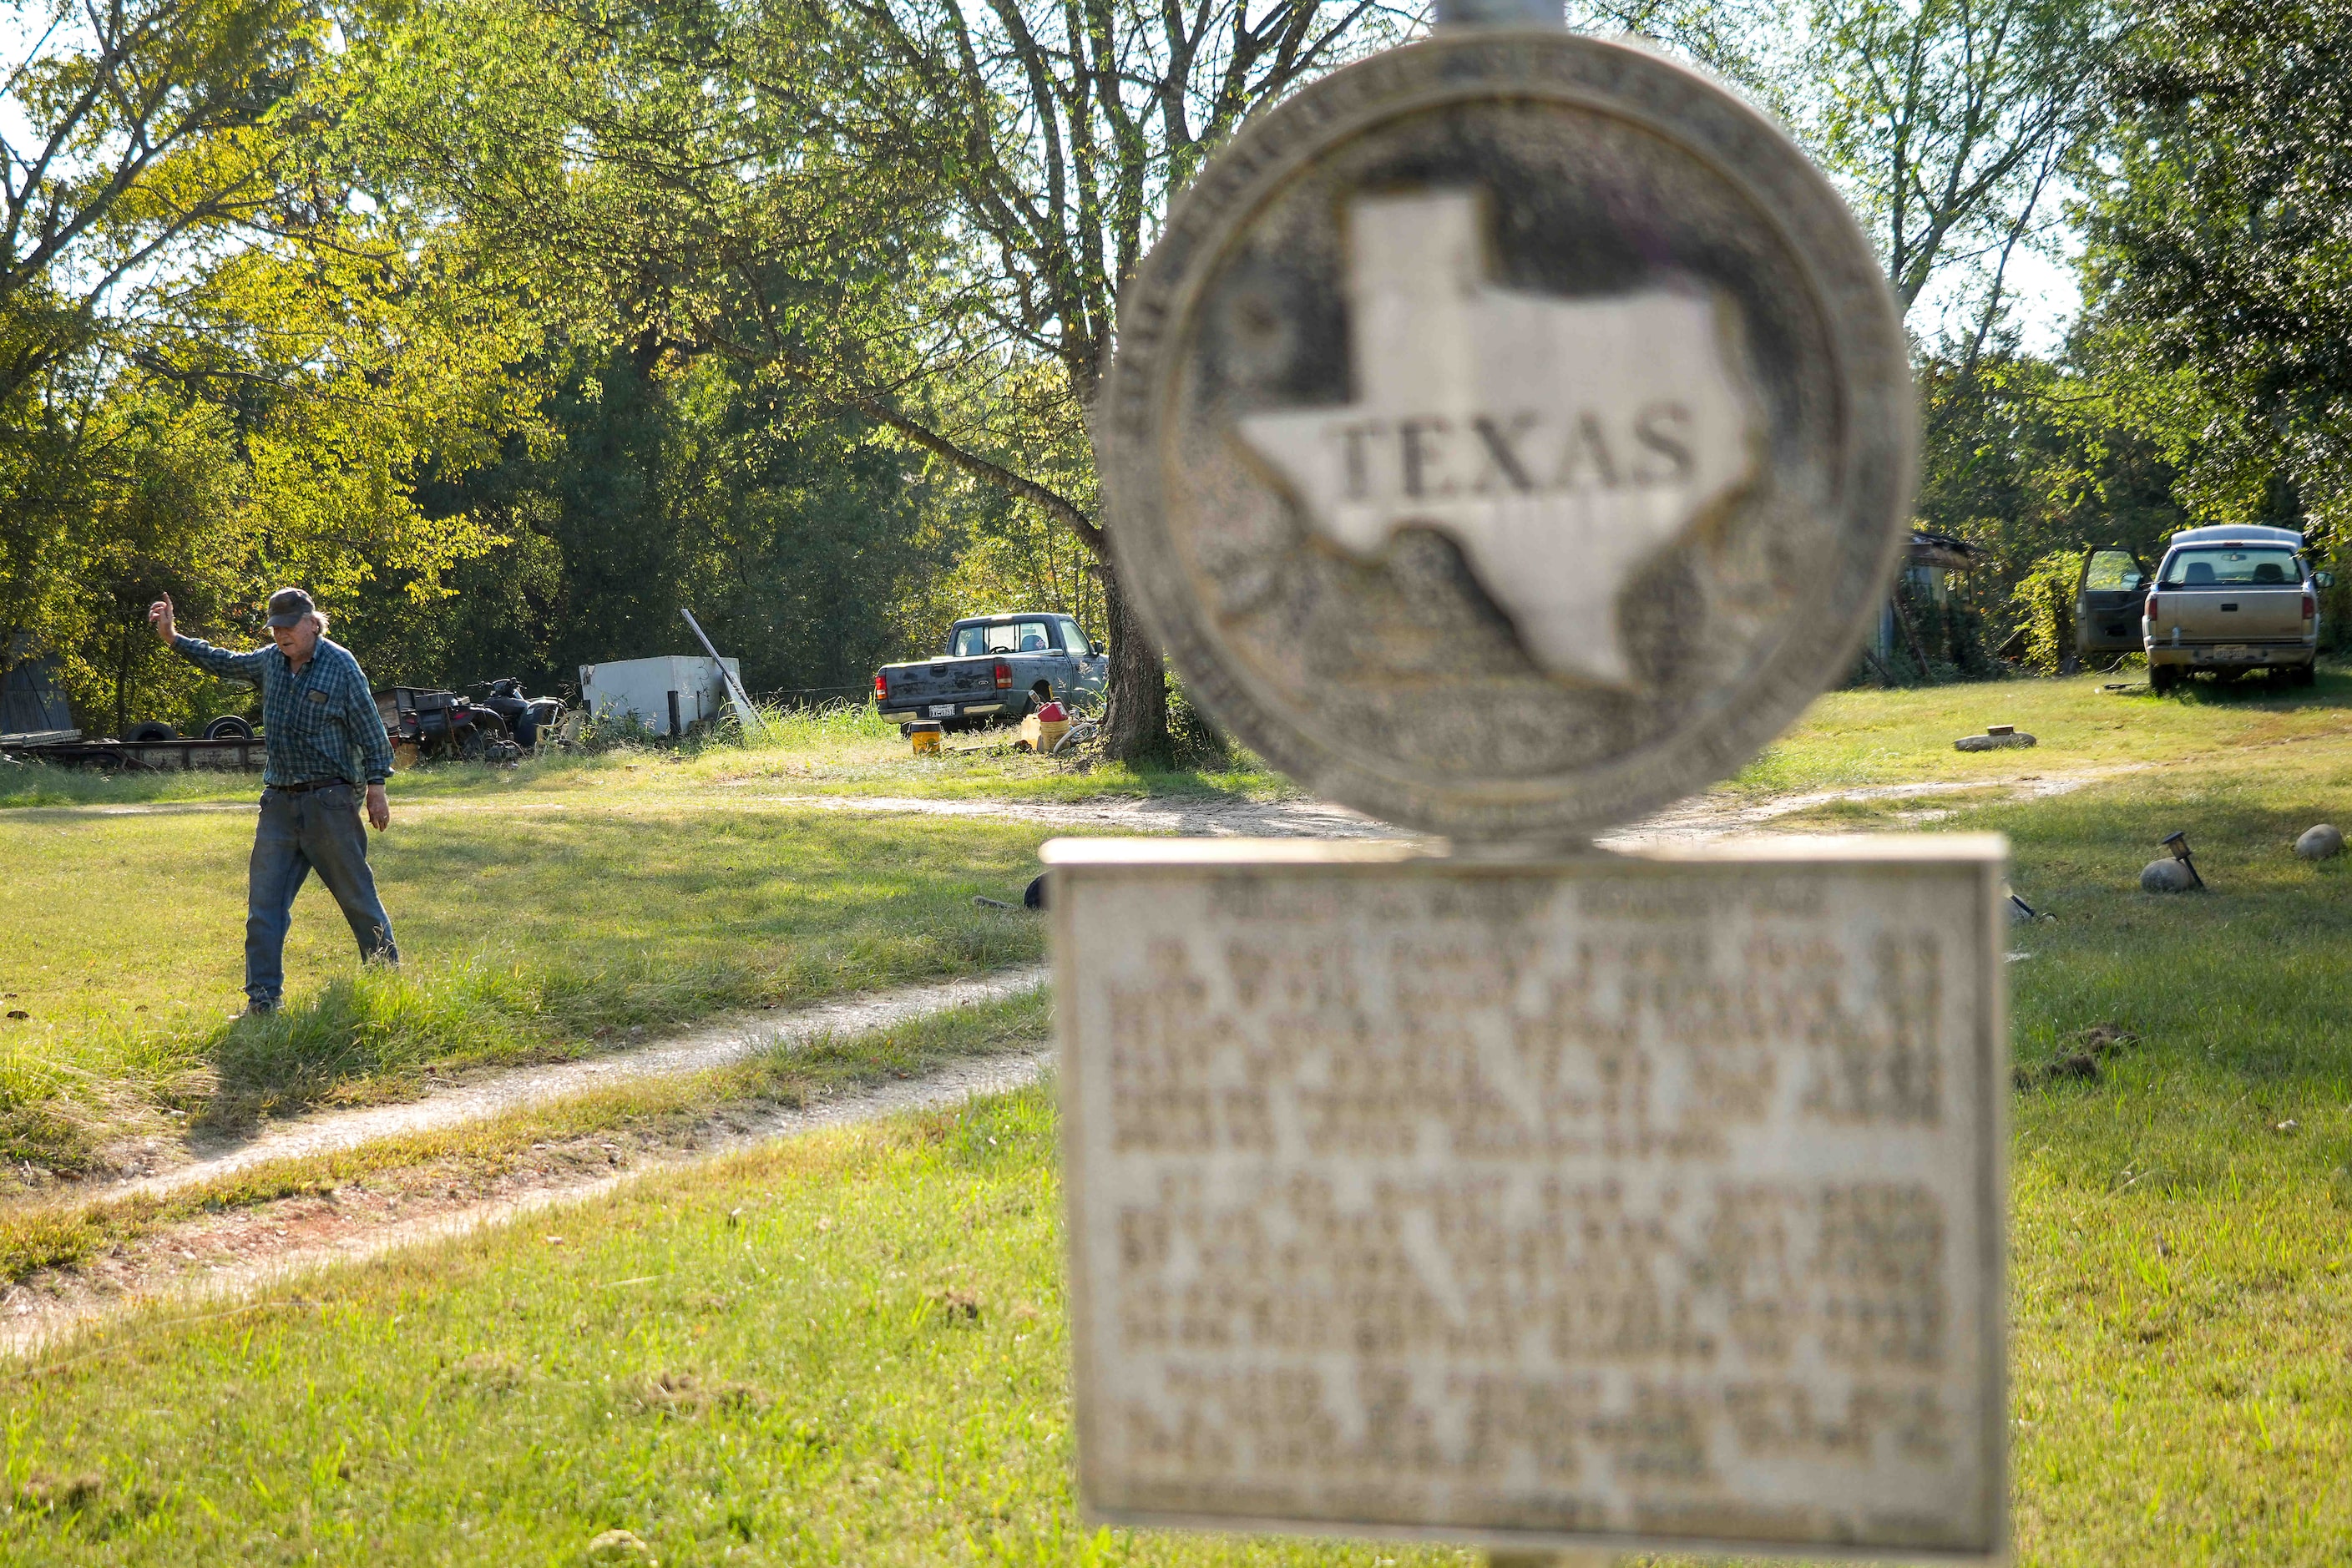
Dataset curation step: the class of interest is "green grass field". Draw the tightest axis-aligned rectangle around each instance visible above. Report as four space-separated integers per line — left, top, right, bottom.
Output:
6 674 2352 1562
4 980 2346 1565
1731 664 2352 797
0 990 1054 1286
0 1086 1479 1568
0 795 1052 1177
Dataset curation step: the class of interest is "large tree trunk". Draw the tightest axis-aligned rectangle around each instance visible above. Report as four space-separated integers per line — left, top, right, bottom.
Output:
1098 554 1169 763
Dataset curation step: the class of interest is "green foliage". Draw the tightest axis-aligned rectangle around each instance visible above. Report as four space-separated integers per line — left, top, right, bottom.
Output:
1909 350 2189 665
1162 666 1232 770
1799 0 2110 316
2081 0 2352 546
387 345 969 702
0 0 550 734
2006 548 2091 672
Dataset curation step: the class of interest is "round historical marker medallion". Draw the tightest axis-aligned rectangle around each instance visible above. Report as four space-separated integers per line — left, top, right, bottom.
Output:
1105 30 1914 842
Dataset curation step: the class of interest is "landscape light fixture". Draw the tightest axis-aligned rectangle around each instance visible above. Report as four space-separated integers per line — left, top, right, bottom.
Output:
2162 831 2206 889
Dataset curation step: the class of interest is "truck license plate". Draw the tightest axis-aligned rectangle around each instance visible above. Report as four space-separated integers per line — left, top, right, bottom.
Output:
2200 645 2253 662
928 703 956 717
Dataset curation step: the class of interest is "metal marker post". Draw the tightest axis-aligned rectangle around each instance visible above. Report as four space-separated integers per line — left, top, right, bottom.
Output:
677 607 765 736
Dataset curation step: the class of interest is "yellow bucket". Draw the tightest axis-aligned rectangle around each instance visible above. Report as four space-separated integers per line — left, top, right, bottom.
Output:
1019 714 1072 754
910 721 943 755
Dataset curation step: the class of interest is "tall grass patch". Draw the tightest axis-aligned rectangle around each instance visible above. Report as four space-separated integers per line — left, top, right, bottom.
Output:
0 802 1053 1175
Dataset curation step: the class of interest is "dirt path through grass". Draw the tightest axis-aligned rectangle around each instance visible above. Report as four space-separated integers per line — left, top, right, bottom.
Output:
9 760 2149 842
1603 760 2156 842
95 965 1049 1201
11 789 1401 835
0 1043 1053 1362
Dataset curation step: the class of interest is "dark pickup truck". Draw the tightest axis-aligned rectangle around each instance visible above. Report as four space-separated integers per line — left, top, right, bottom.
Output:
873 612 1107 732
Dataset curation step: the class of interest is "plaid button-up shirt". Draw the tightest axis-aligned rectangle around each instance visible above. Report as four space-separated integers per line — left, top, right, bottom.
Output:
171 634 397 787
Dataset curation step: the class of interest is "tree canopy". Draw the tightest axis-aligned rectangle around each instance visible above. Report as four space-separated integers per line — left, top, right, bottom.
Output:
7 0 2345 734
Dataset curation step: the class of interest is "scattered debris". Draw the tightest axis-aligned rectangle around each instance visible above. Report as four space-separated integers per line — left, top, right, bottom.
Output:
1955 723 2037 752
2016 1024 2140 1090
971 895 1015 910
931 1286 984 1322
2275 1120 2300 1136
1018 700 1071 755
633 1369 765 1416
11 1471 107 1517
585 1526 658 1564
2295 823 2344 862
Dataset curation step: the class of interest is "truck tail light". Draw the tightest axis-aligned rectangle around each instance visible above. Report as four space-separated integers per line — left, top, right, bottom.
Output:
2145 592 2158 622
994 661 1012 690
2304 592 2317 620
873 671 888 696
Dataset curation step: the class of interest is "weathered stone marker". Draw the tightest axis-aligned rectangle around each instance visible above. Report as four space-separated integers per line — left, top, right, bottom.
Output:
1050 838 2006 1556
1051 11 2006 1565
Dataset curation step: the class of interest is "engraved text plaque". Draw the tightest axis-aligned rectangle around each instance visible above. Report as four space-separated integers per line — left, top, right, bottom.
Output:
1049 837 2006 1559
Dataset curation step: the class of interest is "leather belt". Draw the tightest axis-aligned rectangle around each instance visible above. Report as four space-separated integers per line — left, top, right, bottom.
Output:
268 778 352 794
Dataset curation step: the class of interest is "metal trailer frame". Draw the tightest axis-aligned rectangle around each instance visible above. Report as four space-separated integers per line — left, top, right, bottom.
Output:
0 736 268 771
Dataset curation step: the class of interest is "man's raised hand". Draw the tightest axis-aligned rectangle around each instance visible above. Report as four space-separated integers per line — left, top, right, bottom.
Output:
148 594 175 644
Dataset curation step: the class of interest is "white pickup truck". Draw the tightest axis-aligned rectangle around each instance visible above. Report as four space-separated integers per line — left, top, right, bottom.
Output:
2141 525 2330 692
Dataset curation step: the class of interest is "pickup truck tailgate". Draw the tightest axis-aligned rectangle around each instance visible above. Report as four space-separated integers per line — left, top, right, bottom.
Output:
882 659 997 704
2162 586 2305 641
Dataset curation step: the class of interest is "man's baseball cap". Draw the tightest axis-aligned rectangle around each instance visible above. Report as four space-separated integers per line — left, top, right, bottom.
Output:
265 588 317 628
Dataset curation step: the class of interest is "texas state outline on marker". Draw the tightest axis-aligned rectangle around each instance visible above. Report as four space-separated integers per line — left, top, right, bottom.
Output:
1237 190 1758 690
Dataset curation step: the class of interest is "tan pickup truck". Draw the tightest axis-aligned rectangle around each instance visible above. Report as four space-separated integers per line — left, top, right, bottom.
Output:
2142 525 2329 692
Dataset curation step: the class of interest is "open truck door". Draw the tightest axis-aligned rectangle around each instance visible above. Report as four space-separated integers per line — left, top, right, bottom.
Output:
2076 546 2151 657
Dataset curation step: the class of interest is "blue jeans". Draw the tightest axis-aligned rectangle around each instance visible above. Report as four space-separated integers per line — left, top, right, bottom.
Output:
246 784 398 1007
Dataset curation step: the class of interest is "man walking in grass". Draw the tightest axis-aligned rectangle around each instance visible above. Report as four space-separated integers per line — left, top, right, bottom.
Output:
149 589 399 1016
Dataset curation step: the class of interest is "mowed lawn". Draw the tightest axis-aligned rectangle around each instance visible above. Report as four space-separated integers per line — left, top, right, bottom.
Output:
5 675 2352 1562
1730 664 2352 796
0 700 1292 814
0 795 1052 1176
